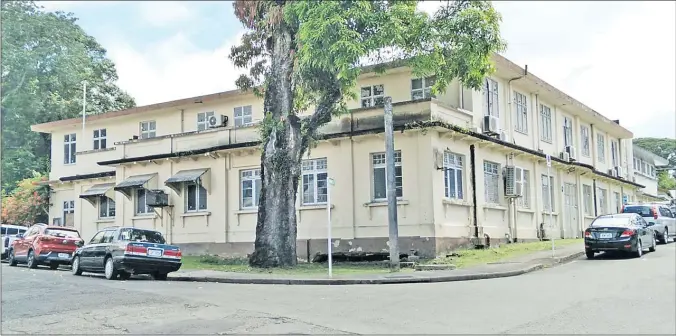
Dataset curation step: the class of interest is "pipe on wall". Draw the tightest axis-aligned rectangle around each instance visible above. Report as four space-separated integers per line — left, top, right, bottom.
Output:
470 144 479 238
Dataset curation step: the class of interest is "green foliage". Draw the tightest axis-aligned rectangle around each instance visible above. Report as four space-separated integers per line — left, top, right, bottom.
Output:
1 1 135 191
658 171 676 191
1 173 50 225
634 137 676 191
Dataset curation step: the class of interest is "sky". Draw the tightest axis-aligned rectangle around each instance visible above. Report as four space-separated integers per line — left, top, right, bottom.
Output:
38 1 676 139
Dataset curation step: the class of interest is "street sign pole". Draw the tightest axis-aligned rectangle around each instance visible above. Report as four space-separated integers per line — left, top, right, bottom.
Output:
327 177 335 278
546 154 554 258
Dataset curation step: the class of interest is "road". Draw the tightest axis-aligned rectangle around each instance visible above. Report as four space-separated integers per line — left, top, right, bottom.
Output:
2 244 675 335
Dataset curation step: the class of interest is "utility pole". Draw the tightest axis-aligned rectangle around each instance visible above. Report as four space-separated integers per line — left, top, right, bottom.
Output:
384 97 400 271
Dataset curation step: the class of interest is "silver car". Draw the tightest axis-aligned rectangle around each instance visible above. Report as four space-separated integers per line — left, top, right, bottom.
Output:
621 204 676 244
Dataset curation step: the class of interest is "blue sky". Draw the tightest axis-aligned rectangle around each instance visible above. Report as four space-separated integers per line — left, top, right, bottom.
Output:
39 1 675 138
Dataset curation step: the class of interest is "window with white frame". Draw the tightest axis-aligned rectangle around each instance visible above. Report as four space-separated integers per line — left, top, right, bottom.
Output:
197 111 215 131
411 76 436 100
541 174 555 212
581 126 590 156
240 169 262 209
301 158 328 205
63 133 76 164
614 191 621 213
234 106 253 126
484 161 500 204
483 78 499 117
140 121 156 139
597 134 605 162
563 117 573 147
598 188 608 215
372 151 403 201
184 181 207 212
514 92 528 133
540 104 552 143
641 161 647 174
583 184 593 215
93 129 107 150
443 152 463 199
361 84 385 108
135 188 153 215
63 200 75 223
99 196 115 218
611 140 618 166
633 158 638 170
517 169 531 208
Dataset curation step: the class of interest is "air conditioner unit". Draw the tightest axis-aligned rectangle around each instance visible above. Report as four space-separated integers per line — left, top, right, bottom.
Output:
615 166 624 178
470 126 482 134
482 115 499 135
498 130 509 142
207 115 229 128
504 166 523 197
565 145 576 161
146 189 169 208
559 151 570 162
608 168 618 178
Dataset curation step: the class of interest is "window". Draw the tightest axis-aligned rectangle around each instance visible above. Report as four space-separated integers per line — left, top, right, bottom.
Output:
63 133 76 164
641 161 647 174
89 231 106 244
597 134 605 162
101 230 116 244
583 184 593 215
185 181 208 212
301 158 328 205
563 117 573 147
614 192 621 213
518 169 531 208
372 151 403 201
62 200 75 224
197 111 215 131
539 105 552 143
484 161 500 204
140 121 156 139
443 152 463 199
633 158 638 170
240 169 262 209
514 92 528 133
234 106 253 126
483 78 499 117
581 126 590 157
99 196 116 218
598 188 608 215
135 189 152 215
361 85 385 108
411 76 436 100
541 174 555 212
611 140 618 166
93 129 107 150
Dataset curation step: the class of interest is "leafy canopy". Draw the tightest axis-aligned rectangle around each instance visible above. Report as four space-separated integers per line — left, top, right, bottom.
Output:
1 173 50 225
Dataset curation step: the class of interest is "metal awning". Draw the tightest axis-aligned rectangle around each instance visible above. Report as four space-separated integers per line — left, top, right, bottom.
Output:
165 168 210 194
114 174 156 199
79 183 115 206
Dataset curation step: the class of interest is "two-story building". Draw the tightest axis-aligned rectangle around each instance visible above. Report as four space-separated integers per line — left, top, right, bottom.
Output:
632 145 669 203
31 54 645 258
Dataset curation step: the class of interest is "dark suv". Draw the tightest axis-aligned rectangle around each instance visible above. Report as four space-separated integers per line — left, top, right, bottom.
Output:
71 227 182 280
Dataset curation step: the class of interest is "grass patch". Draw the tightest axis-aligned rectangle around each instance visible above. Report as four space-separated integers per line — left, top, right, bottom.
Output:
425 239 583 269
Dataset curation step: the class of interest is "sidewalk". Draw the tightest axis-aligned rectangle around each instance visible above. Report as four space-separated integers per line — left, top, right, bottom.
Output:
167 244 584 285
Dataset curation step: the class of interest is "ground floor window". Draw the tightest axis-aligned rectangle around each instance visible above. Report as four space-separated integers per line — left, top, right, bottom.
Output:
135 189 152 215
185 181 208 212
99 196 116 218
483 161 500 204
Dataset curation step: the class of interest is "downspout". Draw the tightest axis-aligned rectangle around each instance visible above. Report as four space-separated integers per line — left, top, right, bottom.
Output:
180 109 185 133
470 144 479 239
534 94 540 150
593 179 598 217
507 65 528 141
350 109 357 239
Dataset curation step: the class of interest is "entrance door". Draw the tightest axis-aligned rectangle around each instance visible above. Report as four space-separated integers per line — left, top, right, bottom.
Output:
564 183 578 238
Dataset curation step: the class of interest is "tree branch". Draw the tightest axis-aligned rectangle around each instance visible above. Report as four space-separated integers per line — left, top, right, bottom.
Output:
1 71 27 106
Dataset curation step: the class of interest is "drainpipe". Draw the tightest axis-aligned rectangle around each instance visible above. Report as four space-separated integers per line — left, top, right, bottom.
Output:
507 65 528 142
534 94 540 150
470 144 479 239
592 179 598 217
180 109 185 133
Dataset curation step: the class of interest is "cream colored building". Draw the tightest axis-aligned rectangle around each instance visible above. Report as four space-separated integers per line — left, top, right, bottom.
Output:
31 55 645 258
632 145 669 202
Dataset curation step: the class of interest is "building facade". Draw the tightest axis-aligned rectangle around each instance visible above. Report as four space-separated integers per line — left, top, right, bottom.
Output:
632 145 669 202
31 55 644 258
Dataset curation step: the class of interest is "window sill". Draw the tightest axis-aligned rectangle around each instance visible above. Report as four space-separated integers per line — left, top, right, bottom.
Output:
63 163 76 166
299 204 334 210
514 129 528 136
517 208 535 213
541 211 559 217
132 214 156 220
483 204 507 211
364 200 409 207
181 211 211 218
95 218 115 223
584 215 596 220
442 198 471 207
235 208 258 215
76 147 116 155
540 139 553 144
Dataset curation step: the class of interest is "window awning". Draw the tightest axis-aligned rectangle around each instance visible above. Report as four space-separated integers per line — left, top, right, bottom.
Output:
79 183 115 206
164 168 210 194
114 174 156 199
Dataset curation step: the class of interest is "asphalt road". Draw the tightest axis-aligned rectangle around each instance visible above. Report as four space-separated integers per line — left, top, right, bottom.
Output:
2 244 675 335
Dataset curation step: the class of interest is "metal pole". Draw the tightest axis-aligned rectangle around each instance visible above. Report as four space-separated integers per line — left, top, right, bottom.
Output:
82 81 87 137
548 165 555 258
384 97 400 271
327 178 333 278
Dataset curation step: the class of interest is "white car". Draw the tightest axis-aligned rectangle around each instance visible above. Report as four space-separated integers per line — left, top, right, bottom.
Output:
1 224 28 260
621 204 676 244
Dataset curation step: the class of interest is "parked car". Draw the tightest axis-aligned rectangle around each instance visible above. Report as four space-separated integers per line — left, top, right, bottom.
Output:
621 203 676 244
7 224 84 269
584 213 656 259
71 227 182 280
1 224 28 260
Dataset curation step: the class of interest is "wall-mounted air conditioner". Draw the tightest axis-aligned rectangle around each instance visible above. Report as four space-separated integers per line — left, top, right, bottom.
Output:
504 166 524 197
499 130 509 142
207 115 229 128
608 168 618 178
482 115 499 135
565 145 576 162
559 151 570 162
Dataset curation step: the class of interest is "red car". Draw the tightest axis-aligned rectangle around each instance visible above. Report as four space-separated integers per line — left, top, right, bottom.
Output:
7 224 84 269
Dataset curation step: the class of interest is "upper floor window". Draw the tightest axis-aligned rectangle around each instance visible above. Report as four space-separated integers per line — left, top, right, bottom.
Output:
611 140 619 166
234 106 253 127
240 168 261 209
411 76 436 100
372 151 402 201
581 126 590 157
514 92 528 134
197 111 215 131
563 117 573 147
63 133 76 164
484 161 500 204
443 152 463 200
597 134 605 162
185 181 208 212
140 121 156 139
633 158 638 170
135 188 153 215
93 129 107 150
361 84 385 108
99 196 115 218
483 78 499 117
301 158 328 205
539 104 552 143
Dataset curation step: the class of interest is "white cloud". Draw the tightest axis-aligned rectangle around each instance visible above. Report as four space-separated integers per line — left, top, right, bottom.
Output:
136 1 195 27
38 1 121 12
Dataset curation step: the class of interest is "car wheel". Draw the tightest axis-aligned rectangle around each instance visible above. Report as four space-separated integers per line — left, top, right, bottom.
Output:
119 271 131 281
585 249 595 259
49 262 59 270
71 256 83 276
104 257 118 280
634 240 643 258
7 249 17 267
660 229 669 244
152 272 168 281
27 250 38 269
649 236 656 252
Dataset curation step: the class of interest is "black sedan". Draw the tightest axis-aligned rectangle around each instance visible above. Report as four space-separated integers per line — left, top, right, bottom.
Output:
584 213 656 259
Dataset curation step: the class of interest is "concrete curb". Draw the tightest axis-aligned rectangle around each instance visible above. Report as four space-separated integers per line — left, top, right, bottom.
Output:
168 251 584 286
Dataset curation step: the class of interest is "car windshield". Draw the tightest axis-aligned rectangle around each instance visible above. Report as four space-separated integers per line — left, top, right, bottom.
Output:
118 229 166 244
44 228 80 238
590 217 631 227
622 206 654 217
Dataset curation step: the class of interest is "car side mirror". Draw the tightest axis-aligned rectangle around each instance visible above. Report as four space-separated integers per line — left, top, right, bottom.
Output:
75 240 84 247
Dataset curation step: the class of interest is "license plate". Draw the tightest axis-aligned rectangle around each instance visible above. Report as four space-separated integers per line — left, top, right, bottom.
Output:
58 253 70 259
147 248 162 257
599 233 614 239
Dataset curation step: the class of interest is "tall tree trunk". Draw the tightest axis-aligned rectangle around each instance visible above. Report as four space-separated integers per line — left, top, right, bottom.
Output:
249 25 303 268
